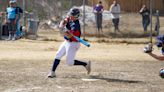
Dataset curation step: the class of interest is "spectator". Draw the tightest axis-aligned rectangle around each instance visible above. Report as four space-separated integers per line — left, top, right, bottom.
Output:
93 1 103 36
139 5 150 32
109 0 121 33
5 0 18 41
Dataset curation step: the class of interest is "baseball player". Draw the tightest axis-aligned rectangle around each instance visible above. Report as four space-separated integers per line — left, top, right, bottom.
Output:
144 35 164 60
144 35 164 78
47 8 91 78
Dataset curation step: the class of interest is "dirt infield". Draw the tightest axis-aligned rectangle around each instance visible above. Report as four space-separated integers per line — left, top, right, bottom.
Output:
0 38 164 92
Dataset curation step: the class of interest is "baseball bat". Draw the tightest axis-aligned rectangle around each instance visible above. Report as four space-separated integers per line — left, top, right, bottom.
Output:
65 32 90 47
73 35 90 47
59 22 90 47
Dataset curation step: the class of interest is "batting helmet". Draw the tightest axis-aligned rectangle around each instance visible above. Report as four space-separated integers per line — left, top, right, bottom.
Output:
156 35 164 47
159 68 164 78
156 35 164 54
69 8 80 18
9 0 16 3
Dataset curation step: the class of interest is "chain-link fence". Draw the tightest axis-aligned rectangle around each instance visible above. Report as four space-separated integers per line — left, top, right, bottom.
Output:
0 0 164 40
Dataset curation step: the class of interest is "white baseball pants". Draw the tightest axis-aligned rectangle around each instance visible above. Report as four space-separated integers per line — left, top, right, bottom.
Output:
55 40 80 66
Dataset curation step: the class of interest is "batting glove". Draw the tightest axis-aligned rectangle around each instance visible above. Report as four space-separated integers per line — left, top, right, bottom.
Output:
143 43 153 53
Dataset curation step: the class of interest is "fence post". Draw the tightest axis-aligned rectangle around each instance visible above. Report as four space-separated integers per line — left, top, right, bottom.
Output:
149 0 153 43
155 10 160 35
0 15 2 40
23 0 26 26
83 0 86 39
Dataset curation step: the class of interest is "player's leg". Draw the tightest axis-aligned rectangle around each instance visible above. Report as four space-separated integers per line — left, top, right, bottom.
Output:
112 19 117 33
74 60 91 75
99 13 103 33
7 22 12 40
65 42 91 74
47 41 66 78
96 13 99 36
16 20 21 38
11 21 17 41
116 18 120 32
143 19 147 32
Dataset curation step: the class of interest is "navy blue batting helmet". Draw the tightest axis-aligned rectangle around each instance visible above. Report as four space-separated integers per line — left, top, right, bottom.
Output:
69 8 80 18
156 35 164 47
156 35 164 54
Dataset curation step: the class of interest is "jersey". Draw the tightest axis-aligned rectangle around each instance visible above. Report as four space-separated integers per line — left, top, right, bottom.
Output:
64 17 81 42
93 4 103 13
15 7 23 19
140 9 150 20
6 7 17 20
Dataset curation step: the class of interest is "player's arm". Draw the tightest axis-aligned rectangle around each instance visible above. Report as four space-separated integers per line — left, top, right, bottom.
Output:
58 18 72 38
109 4 113 13
148 53 164 61
59 19 68 32
143 43 164 61
139 5 146 14
139 8 144 13
59 20 66 28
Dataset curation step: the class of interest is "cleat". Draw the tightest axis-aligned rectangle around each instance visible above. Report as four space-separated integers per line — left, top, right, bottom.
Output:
47 71 56 78
85 61 91 75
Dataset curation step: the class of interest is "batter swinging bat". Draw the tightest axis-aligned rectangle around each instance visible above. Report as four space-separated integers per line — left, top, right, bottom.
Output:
59 20 90 47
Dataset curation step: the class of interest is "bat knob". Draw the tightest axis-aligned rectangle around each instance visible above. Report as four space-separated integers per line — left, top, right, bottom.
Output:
87 44 90 47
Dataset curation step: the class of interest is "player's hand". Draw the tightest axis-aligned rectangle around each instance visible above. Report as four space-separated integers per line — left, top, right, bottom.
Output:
59 27 68 34
64 32 72 38
143 43 153 53
59 27 64 32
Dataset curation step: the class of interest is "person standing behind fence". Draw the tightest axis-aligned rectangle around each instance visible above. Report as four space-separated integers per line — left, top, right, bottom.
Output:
139 5 150 33
93 1 104 36
5 0 18 41
109 0 121 33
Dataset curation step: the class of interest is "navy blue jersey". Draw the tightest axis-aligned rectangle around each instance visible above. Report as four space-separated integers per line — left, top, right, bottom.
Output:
64 17 81 42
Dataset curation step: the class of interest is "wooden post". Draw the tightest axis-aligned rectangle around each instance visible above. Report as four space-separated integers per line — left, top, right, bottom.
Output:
70 0 73 9
150 0 153 43
155 10 160 35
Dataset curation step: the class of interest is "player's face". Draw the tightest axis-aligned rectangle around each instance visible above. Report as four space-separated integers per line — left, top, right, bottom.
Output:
70 16 77 21
113 0 117 4
9 3 15 7
162 43 164 48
